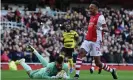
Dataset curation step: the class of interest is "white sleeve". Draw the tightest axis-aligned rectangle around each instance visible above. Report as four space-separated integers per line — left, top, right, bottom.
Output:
98 15 106 25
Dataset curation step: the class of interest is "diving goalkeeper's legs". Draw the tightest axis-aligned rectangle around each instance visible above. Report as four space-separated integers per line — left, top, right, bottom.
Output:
16 59 48 79
27 45 48 67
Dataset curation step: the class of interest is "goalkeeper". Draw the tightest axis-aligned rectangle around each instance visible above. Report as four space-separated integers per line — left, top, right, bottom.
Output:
16 45 70 79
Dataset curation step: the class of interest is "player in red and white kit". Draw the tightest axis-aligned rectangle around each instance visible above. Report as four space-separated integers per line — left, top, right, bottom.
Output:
74 1 118 79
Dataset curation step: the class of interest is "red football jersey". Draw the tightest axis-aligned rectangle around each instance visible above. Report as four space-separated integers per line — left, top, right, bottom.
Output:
86 13 106 42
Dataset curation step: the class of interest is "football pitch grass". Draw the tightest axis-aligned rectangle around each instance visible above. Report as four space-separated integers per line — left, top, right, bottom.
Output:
1 70 133 80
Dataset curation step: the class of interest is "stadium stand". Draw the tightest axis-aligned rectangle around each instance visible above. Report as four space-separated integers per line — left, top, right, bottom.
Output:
0 4 133 64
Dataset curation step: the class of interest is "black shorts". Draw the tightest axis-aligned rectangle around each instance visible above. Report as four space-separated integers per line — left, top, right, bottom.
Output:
61 47 74 58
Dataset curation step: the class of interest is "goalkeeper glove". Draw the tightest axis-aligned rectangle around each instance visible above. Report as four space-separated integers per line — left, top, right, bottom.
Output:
51 76 58 79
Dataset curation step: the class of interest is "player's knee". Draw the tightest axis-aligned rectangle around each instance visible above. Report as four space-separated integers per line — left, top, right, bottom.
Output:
77 53 84 58
95 62 100 67
95 61 102 68
78 48 86 58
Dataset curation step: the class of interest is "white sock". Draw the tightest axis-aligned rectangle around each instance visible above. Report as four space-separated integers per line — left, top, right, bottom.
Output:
91 66 95 71
76 70 80 75
110 68 113 72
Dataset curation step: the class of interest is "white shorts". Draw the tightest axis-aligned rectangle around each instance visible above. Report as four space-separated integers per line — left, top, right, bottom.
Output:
80 40 102 56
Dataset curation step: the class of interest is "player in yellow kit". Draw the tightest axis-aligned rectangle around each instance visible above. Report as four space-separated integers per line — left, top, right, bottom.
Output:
61 24 79 73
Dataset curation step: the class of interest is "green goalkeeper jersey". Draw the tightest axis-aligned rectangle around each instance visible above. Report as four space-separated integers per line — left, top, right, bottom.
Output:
30 62 70 79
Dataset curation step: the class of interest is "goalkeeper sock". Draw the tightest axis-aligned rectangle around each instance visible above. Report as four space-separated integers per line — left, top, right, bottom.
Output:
34 50 48 67
20 62 32 71
68 58 73 69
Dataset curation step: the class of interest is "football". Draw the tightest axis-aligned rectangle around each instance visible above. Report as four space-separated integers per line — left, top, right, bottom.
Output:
56 70 67 79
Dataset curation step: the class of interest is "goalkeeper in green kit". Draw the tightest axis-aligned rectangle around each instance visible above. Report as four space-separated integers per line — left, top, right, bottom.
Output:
16 45 70 79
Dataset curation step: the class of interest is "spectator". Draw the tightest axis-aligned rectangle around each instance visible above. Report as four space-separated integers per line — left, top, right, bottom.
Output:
1 49 9 62
1 6 133 63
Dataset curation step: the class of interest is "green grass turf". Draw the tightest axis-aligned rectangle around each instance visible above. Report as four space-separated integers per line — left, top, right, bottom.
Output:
1 70 133 80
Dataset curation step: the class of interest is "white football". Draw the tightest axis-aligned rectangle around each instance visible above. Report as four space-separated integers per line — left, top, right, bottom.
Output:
56 70 67 78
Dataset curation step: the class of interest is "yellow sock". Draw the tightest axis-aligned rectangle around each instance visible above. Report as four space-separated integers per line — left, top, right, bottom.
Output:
68 58 73 69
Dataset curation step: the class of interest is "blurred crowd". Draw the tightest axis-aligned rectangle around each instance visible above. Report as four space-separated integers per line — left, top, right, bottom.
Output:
1 6 133 64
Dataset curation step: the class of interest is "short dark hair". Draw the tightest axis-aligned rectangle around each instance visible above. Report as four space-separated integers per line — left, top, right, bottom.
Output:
55 56 64 64
91 1 100 8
